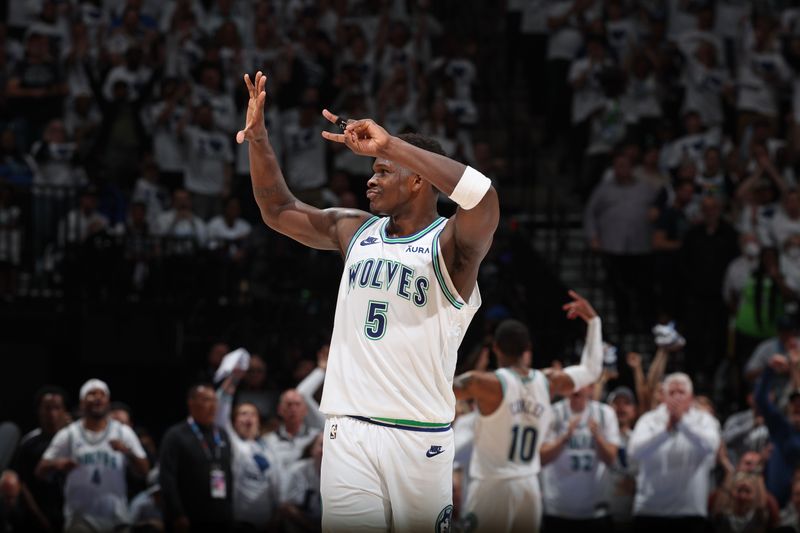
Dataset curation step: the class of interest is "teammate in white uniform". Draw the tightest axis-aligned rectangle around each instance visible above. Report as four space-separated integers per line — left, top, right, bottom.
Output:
453 292 604 533
36 379 149 532
238 71 500 532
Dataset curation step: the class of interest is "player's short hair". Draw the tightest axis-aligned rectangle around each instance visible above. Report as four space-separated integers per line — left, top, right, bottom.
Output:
397 133 446 158
494 319 531 359
33 385 67 411
663 372 693 394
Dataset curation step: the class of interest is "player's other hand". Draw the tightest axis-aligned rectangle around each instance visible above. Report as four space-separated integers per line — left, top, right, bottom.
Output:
236 71 268 144
562 290 598 323
109 439 130 455
55 458 78 472
321 109 391 157
769 354 790 374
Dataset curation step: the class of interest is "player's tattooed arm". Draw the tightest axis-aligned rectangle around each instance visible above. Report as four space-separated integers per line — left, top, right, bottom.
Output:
453 371 503 416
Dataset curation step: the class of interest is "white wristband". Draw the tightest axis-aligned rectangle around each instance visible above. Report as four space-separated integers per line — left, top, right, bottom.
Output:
449 166 492 210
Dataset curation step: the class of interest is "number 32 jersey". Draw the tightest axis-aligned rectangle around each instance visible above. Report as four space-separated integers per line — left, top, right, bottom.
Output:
320 216 481 425
470 367 552 480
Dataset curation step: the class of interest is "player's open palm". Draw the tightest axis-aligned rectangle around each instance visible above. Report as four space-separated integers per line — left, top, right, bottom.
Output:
236 71 268 144
321 109 390 157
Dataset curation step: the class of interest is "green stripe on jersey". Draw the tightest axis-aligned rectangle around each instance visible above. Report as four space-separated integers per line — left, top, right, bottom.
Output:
494 370 507 398
431 230 464 309
370 417 451 428
380 217 445 244
345 216 380 259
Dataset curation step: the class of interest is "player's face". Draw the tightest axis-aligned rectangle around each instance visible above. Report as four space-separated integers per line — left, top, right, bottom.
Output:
367 159 412 215
234 404 261 440
82 389 109 419
38 394 66 434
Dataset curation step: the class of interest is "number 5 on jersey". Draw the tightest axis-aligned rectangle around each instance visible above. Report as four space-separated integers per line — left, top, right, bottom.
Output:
365 301 389 340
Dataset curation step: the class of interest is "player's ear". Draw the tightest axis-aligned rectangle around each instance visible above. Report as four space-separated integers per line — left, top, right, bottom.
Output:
409 173 425 192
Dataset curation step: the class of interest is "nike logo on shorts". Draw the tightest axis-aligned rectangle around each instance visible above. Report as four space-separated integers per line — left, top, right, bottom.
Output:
426 445 445 458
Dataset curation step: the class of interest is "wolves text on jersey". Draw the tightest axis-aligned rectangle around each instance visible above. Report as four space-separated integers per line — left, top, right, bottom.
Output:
347 258 430 306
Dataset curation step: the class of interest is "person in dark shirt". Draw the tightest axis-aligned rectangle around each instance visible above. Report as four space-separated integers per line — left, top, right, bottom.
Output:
11 386 69 532
679 195 739 386
652 179 695 320
159 384 233 533
756 356 800 507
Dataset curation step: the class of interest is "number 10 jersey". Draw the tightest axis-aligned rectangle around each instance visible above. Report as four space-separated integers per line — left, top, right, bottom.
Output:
320 216 481 425
470 367 552 480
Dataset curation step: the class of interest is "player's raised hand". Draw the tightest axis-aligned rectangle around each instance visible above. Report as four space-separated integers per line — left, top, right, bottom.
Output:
320 109 391 157
562 290 598 323
236 71 268 144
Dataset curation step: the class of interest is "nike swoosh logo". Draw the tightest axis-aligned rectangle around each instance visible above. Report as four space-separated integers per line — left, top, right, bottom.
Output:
426 449 445 458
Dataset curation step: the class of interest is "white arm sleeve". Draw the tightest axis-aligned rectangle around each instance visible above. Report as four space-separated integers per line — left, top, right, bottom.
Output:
563 317 603 390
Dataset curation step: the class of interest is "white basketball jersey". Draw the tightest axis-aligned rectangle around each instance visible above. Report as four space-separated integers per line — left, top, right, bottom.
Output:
470 368 552 480
541 400 621 518
46 419 146 528
320 216 481 425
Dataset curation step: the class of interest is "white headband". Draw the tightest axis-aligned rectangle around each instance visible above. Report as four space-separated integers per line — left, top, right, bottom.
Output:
79 379 110 401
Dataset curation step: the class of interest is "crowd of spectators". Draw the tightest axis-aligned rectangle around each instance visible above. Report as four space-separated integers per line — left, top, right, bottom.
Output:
6 0 800 531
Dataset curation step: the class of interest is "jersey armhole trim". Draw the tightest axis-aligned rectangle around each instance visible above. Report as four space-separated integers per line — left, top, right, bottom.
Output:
495 370 507 399
344 215 380 260
431 229 465 310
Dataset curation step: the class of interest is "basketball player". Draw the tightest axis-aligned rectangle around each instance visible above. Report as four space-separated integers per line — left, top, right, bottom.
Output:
237 70 498 532
36 379 149 532
453 291 604 532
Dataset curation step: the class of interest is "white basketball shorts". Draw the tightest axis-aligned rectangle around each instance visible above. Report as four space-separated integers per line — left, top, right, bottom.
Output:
321 415 455 532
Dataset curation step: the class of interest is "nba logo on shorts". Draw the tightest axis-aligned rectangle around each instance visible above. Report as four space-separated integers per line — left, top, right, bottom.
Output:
329 424 338 439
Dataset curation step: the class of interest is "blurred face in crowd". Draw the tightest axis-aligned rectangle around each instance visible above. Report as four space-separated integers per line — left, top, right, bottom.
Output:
703 148 721 176
188 386 217 426
569 386 592 413
665 378 692 412
700 196 722 226
79 192 97 214
38 393 66 435
201 67 221 92
224 198 241 223
612 154 633 183
732 476 756 513
684 112 702 134
784 235 800 263
792 482 800 511
110 408 131 426
737 451 762 474
278 390 307 427
741 233 760 259
244 355 267 388
82 388 109 421
611 395 636 427
25 34 48 62
675 181 695 206
233 402 260 440
0 471 20 508
129 202 146 226
173 190 192 212
788 396 800 430
196 105 213 129
44 120 67 144
695 41 716 67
